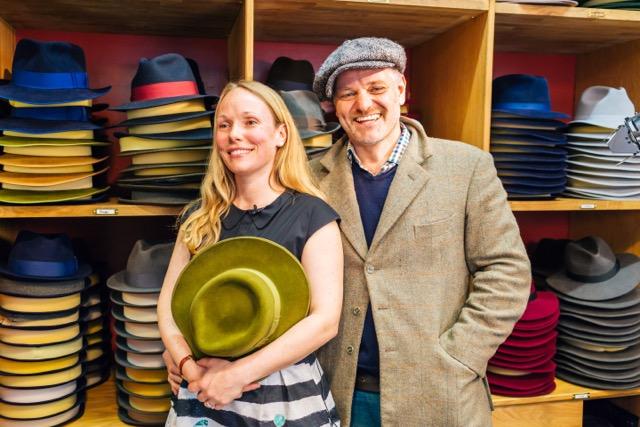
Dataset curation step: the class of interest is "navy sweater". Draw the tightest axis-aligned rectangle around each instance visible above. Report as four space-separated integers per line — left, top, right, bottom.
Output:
352 161 397 377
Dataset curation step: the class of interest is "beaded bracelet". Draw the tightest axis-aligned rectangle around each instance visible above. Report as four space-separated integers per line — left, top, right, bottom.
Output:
178 354 194 378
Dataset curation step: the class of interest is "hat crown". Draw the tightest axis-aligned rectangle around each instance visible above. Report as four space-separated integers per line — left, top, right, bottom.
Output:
564 236 617 280
267 57 315 91
279 90 327 133
492 74 552 111
123 240 173 289
12 39 87 74
5 230 79 278
574 86 635 123
132 53 196 88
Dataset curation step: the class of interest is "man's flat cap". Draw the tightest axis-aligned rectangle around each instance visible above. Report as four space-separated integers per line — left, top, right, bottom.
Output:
313 37 406 101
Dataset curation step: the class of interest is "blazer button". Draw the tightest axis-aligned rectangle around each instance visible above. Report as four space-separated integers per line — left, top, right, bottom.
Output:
365 264 375 274
352 307 361 315
346 345 354 355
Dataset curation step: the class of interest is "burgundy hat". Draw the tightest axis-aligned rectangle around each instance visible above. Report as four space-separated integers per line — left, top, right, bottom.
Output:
489 381 556 397
491 349 553 366
487 371 555 392
488 359 556 375
496 338 556 358
513 312 560 331
502 330 558 349
520 287 560 322
510 322 557 339
489 351 554 371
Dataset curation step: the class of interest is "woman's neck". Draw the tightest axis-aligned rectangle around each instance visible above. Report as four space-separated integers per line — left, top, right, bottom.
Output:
233 173 285 210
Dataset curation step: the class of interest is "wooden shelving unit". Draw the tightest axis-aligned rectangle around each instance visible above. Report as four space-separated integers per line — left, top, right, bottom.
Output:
0 1 640 426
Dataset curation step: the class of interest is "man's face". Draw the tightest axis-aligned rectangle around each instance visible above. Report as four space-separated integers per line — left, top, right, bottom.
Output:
333 68 406 148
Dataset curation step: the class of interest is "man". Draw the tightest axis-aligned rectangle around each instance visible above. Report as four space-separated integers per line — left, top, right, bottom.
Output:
309 37 531 426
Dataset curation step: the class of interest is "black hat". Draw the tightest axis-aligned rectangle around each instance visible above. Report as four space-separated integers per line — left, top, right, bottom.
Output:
267 57 315 92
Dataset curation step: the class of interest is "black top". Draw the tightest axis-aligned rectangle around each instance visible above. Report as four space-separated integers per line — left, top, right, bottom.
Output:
182 191 339 261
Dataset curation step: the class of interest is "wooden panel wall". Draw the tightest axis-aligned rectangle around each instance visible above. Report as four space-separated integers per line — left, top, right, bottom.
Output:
411 9 493 150
228 0 254 81
0 17 15 79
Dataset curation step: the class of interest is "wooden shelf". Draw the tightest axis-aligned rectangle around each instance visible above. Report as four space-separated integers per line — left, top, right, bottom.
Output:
509 198 640 212
0 0 242 38
0 198 182 218
254 0 488 46
68 374 128 427
494 378 640 407
495 3 640 54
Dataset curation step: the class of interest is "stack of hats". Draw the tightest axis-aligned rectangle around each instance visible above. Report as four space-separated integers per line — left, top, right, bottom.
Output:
578 0 640 9
490 74 569 199
544 236 640 389
0 231 93 425
81 272 111 389
564 86 639 200
107 240 173 426
113 53 215 206
267 57 340 158
487 283 560 397
0 38 111 205
498 0 577 5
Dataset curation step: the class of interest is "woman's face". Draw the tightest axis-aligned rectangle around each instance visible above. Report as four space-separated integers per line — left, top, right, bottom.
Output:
215 87 286 179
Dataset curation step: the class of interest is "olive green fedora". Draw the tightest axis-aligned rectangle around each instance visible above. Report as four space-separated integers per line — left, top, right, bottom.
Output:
171 236 310 359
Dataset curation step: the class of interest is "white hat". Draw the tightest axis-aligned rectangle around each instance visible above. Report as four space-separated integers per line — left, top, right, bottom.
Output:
570 86 635 129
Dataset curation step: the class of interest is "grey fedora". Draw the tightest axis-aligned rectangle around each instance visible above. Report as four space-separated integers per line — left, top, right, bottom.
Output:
559 333 640 349
559 316 640 336
560 312 640 328
107 241 173 293
313 37 406 101
555 353 640 374
279 90 340 139
557 287 640 309
556 367 640 389
558 325 640 343
556 341 640 363
556 358 640 382
547 236 640 301
110 291 159 308
0 275 85 299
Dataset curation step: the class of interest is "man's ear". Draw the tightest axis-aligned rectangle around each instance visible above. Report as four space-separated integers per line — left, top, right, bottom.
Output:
397 72 407 105
276 123 287 148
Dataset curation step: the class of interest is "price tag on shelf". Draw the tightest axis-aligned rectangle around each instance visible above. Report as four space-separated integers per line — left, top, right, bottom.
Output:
572 393 590 400
94 208 118 216
579 204 597 210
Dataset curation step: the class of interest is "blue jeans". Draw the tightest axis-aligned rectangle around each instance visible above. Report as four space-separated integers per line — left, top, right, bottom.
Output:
350 389 381 427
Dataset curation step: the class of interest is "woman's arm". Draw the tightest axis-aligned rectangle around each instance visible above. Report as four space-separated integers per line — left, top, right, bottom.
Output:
157 231 205 390
192 221 343 408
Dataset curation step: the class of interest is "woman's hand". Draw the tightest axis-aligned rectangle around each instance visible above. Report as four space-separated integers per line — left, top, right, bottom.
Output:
190 358 260 409
162 350 182 395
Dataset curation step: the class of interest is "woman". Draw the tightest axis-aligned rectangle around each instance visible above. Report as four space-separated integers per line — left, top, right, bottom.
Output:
158 80 343 426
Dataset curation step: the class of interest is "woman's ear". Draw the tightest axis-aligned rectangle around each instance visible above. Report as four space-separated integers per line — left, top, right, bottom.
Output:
276 123 287 148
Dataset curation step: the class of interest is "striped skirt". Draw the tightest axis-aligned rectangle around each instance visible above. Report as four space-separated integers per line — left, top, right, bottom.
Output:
166 354 340 427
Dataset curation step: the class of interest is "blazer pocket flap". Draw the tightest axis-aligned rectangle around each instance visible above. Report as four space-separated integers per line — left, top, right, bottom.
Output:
414 214 459 238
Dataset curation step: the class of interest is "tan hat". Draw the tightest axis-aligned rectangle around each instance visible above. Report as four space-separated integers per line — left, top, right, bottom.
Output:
0 353 79 375
0 166 108 187
0 394 77 420
0 324 80 346
0 186 109 204
0 154 107 168
0 363 82 388
0 310 79 329
119 136 208 153
0 379 79 404
128 116 211 135
0 336 83 362
0 292 81 313
117 365 167 384
119 380 171 398
129 147 210 165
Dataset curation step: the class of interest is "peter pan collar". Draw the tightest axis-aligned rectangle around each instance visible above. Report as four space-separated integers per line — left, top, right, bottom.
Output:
222 191 295 230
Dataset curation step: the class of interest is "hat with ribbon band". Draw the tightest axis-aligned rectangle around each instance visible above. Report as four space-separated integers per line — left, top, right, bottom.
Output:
111 53 217 111
0 39 110 104
171 236 310 359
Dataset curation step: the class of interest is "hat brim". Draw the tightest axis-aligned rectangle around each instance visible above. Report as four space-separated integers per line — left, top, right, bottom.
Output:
0 186 109 205
0 276 86 297
492 108 569 120
115 127 212 141
558 324 640 344
555 355 640 380
555 349 640 371
560 310 640 327
111 94 216 111
115 336 164 355
559 316 640 337
0 262 91 283
491 144 567 156
107 270 162 294
171 236 310 358
487 371 556 391
114 321 160 341
118 194 197 206
115 365 167 384
114 349 164 370
559 333 640 349
492 128 568 142
298 121 341 139
556 367 640 389
110 291 159 308
117 173 205 184
117 407 170 426
556 285 640 309
0 117 101 134
489 381 556 397
489 352 554 370
112 305 157 324
548 253 640 301
0 85 110 104
115 379 172 399
0 395 86 423
114 110 214 128
116 390 170 415
118 183 200 193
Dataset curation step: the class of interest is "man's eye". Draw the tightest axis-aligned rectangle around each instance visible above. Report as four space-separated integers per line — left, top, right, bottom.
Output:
371 86 386 94
338 92 355 99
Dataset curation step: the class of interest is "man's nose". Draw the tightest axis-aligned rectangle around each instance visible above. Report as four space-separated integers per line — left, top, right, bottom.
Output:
354 91 374 112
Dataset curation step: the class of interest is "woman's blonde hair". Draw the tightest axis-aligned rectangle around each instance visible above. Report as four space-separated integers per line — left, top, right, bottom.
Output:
180 80 325 254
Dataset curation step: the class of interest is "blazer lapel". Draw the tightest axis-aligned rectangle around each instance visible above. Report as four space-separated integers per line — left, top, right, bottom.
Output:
319 144 369 261
369 129 431 255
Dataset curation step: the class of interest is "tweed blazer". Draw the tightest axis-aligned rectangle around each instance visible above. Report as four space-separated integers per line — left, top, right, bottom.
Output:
311 117 531 427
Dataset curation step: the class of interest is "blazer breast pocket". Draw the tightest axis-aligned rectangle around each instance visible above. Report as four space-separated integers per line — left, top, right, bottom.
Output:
413 213 459 239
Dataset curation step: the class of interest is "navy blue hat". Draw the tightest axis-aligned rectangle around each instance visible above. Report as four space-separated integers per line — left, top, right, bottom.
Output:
114 127 212 141
266 57 315 91
0 231 91 281
494 161 567 172
0 39 110 104
111 53 216 111
492 74 569 120
490 144 567 156
0 107 101 133
492 128 568 142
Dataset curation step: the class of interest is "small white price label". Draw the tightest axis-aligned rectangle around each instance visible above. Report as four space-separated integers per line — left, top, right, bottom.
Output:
579 204 597 210
94 208 118 216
